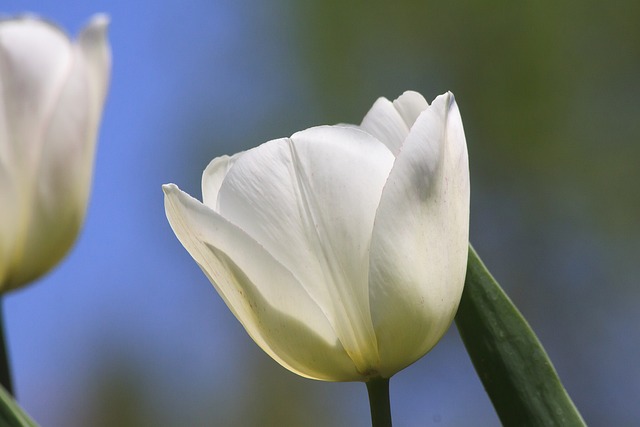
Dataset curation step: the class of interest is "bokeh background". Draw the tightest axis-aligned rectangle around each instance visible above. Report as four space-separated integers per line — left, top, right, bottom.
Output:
3 0 639 425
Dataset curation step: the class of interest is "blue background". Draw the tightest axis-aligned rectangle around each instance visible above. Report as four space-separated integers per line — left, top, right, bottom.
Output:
3 0 639 425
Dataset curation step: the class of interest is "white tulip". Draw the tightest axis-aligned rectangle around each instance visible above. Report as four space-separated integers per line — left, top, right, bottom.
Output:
164 91 469 381
0 15 110 292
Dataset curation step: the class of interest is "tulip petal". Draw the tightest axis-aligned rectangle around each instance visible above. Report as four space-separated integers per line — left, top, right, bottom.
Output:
359 92 430 156
77 14 110 110
0 18 76 287
0 19 72 236
201 153 242 210
163 184 361 381
0 18 72 160
0 158 15 285
216 126 395 375
392 90 430 129
74 15 110 193
368 92 470 377
360 97 409 155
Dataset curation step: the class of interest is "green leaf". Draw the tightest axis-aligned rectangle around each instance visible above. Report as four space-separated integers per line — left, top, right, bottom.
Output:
0 385 38 427
455 245 586 427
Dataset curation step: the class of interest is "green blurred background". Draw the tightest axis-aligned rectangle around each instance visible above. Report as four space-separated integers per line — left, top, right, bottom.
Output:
4 0 639 425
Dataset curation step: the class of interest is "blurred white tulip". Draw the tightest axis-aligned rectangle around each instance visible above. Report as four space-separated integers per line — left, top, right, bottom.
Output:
164 91 469 381
0 15 110 292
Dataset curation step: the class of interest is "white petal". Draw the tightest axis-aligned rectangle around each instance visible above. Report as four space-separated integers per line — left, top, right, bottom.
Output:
76 14 111 134
201 152 242 210
392 90 429 129
359 97 409 155
368 92 470 377
78 15 110 77
163 184 361 381
0 17 73 176
216 126 395 374
0 159 16 286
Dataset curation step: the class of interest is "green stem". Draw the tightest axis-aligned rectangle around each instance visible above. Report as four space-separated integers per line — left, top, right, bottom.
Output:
0 298 13 396
365 377 392 427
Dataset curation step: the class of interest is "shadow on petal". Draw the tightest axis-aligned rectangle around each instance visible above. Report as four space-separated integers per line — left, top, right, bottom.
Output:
204 242 363 382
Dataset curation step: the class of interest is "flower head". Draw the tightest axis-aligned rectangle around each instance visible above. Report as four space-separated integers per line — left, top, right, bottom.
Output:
0 15 111 291
164 91 469 381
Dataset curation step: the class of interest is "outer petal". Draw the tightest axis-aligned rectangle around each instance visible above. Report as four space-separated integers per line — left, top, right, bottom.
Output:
77 14 110 117
71 14 110 205
368 92 470 377
0 142 14 286
0 18 74 288
163 184 361 381
0 17 72 161
0 17 73 202
216 126 395 375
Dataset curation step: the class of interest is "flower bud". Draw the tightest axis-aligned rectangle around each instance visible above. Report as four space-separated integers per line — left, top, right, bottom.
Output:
0 15 110 291
164 91 470 381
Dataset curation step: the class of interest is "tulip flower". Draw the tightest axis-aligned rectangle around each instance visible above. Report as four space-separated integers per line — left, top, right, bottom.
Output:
0 15 111 292
164 91 469 383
